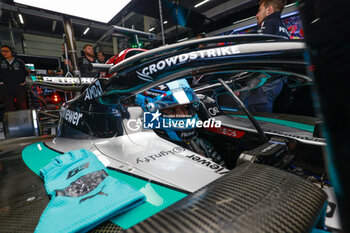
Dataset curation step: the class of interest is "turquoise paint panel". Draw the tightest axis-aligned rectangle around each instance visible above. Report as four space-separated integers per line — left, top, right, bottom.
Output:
22 142 60 176
230 115 315 132
22 142 188 229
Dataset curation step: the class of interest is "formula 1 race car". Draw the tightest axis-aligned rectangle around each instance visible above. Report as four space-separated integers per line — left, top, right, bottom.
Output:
0 35 341 233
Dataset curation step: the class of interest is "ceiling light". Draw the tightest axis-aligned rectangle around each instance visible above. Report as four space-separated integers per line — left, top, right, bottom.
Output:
14 0 132 23
194 0 210 8
149 27 155 32
83 27 90 35
18 14 24 24
164 21 168 24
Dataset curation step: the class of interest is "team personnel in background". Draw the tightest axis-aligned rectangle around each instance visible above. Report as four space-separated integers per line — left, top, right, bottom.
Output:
246 0 290 113
57 43 72 76
78 44 99 77
0 45 29 112
256 0 290 39
97 51 106 64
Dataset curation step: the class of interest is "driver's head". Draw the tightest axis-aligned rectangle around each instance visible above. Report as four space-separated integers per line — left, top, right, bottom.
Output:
161 104 190 117
136 79 199 142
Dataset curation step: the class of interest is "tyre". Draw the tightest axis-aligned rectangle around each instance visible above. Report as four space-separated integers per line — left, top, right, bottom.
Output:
3 110 40 139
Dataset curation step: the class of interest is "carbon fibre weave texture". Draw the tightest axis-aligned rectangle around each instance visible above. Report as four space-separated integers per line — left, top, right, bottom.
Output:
126 162 327 233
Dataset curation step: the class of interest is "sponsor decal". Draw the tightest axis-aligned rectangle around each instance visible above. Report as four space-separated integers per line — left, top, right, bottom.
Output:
206 126 245 138
67 162 90 179
43 77 94 84
136 45 241 81
279 26 289 35
1 60 7 69
85 80 103 100
13 62 20 70
136 147 185 164
186 154 228 175
180 130 196 138
61 108 83 126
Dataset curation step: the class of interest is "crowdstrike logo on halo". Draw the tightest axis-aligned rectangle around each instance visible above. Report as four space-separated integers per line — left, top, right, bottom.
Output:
126 110 221 131
136 45 241 82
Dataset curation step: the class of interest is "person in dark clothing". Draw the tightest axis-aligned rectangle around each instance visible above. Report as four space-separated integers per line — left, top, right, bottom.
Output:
78 44 99 77
246 0 290 113
56 43 72 76
256 0 290 39
0 45 29 112
97 51 106 64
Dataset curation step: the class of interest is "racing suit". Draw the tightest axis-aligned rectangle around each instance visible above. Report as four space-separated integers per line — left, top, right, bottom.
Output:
248 11 290 113
0 57 29 111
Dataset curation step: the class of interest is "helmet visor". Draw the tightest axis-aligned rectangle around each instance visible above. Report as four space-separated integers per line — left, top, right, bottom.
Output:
154 87 199 111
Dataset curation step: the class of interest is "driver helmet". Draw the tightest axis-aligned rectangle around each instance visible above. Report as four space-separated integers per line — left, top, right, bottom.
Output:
135 79 199 142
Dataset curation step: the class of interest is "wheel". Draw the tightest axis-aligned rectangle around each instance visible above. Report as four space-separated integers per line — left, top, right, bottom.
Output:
3 110 40 139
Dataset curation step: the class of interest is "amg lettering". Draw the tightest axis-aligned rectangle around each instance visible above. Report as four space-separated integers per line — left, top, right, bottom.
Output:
84 80 103 100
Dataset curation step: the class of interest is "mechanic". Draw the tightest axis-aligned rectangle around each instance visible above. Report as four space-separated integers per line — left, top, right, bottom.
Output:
78 44 99 77
246 0 290 113
97 51 106 64
256 0 290 38
136 79 226 167
0 45 29 112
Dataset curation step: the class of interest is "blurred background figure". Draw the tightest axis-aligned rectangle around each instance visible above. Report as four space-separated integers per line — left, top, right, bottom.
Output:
246 0 290 113
0 45 29 113
78 44 99 77
196 32 206 48
97 51 106 64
